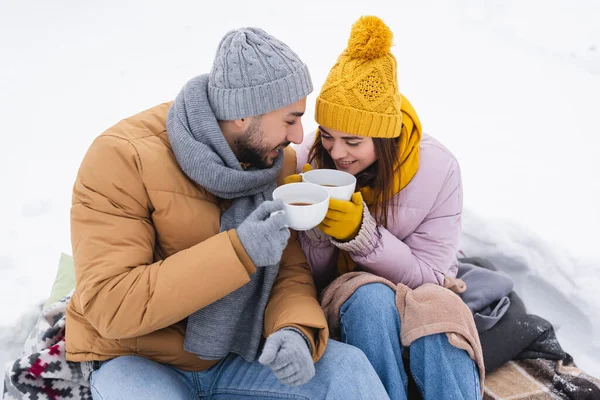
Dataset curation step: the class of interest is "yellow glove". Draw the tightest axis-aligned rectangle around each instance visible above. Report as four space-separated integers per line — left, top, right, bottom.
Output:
283 164 313 185
319 192 364 241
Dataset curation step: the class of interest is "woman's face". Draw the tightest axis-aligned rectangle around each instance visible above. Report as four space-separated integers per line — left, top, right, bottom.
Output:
319 126 377 176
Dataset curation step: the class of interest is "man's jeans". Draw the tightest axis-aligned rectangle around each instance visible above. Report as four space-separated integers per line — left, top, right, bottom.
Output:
340 283 481 400
90 339 389 399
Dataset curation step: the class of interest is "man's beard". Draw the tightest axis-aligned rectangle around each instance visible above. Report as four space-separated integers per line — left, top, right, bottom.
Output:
234 118 288 169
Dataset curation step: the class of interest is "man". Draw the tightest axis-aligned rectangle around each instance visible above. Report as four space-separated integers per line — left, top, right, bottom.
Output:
66 27 388 399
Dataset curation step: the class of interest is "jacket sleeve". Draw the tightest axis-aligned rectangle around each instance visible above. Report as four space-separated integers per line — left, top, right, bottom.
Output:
71 135 256 340
263 229 329 363
332 160 462 288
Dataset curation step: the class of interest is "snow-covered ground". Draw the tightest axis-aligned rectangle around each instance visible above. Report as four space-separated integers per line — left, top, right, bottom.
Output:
1 0 599 392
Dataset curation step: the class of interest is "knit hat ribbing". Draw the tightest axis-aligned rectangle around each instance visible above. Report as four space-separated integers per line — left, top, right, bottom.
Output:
208 27 313 120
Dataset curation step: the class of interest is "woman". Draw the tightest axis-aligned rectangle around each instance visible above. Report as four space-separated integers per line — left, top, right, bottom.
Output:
288 16 481 400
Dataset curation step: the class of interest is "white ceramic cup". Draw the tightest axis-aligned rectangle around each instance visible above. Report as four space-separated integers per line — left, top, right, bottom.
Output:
302 169 357 201
272 183 330 231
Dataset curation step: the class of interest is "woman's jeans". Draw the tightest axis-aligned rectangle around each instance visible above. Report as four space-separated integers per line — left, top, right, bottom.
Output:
339 283 481 400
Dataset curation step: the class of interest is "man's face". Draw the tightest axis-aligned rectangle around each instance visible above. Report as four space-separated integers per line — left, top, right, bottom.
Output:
234 98 306 168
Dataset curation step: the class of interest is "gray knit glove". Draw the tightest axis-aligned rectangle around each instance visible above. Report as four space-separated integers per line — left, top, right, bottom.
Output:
258 329 315 386
236 199 290 267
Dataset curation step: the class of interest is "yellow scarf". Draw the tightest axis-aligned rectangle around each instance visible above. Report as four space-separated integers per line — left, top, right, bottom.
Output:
337 94 422 275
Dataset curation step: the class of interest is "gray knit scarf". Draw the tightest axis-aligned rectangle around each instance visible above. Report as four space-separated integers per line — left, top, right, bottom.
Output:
166 74 282 362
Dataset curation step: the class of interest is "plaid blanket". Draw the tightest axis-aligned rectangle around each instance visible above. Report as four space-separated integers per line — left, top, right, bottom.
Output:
483 357 600 400
3 292 93 400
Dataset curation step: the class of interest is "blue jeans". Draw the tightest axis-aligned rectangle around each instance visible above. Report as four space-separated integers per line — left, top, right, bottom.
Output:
340 283 481 400
90 339 389 399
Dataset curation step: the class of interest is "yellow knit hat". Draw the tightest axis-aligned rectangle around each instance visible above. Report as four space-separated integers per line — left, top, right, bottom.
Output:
316 16 402 138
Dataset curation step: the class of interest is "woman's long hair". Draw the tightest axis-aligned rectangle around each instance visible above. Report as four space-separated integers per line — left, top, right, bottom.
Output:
308 129 400 227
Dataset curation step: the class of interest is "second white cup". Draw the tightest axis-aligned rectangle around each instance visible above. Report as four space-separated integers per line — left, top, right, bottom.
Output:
302 169 356 201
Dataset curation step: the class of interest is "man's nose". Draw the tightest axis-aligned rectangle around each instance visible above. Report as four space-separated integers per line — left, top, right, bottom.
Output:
287 122 304 145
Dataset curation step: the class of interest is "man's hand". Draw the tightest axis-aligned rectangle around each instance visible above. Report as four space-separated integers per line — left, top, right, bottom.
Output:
236 200 290 267
258 329 315 386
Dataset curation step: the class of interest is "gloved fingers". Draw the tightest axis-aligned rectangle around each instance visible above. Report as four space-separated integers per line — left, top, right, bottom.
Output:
252 199 285 221
320 217 337 227
327 198 354 213
258 337 283 366
268 347 295 371
258 350 277 366
272 362 297 379
277 234 290 249
324 209 346 221
351 192 364 206
278 363 315 386
301 164 313 173
267 209 290 230
283 174 302 185
286 376 309 387
317 223 332 235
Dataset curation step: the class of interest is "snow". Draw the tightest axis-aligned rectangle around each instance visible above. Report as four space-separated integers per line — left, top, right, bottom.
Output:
1 0 599 393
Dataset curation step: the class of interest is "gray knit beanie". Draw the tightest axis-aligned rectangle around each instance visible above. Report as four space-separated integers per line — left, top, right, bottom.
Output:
208 27 313 120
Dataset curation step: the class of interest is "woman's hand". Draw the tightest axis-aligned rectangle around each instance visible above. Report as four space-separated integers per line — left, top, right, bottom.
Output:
283 164 313 185
319 192 364 241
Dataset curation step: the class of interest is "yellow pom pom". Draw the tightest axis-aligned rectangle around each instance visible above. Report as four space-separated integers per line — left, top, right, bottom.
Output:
347 16 393 60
